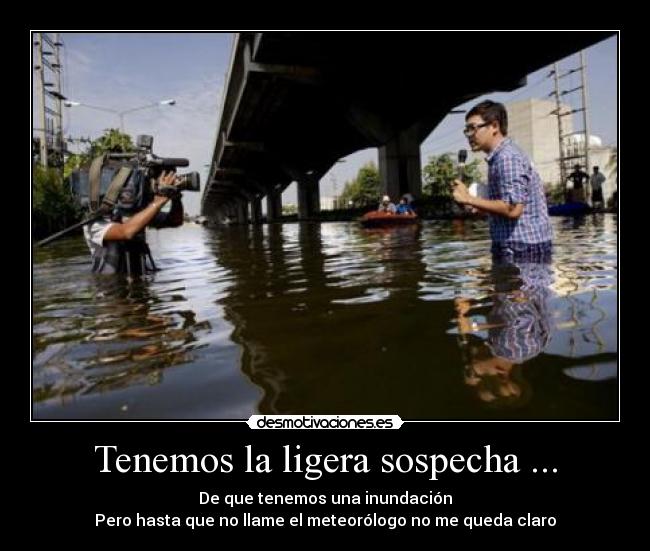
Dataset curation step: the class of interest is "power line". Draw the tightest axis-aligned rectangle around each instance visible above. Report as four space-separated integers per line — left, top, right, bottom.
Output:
551 51 591 199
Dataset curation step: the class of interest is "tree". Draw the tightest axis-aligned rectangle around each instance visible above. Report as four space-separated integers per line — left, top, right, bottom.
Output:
339 162 380 207
282 204 297 216
422 153 482 198
64 128 135 180
33 164 81 239
338 179 359 207
88 128 135 156
35 129 135 239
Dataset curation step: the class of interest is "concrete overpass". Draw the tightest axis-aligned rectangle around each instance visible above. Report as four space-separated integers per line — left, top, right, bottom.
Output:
201 31 615 223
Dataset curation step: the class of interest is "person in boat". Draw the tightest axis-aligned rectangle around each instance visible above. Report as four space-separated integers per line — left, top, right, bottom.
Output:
451 100 553 262
395 196 415 215
377 195 397 214
589 166 606 208
567 164 589 203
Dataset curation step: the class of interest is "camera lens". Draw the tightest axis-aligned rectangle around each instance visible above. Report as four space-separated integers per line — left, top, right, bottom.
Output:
176 172 201 192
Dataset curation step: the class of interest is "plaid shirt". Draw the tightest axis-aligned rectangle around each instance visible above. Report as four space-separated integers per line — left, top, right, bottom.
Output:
487 261 553 363
486 138 553 246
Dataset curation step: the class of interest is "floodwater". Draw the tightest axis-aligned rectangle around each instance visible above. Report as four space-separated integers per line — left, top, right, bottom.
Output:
33 215 617 420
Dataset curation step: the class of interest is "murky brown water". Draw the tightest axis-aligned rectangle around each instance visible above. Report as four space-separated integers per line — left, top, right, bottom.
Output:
33 215 617 419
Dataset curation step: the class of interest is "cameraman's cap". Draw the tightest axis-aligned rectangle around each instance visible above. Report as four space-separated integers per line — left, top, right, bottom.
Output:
382 195 390 202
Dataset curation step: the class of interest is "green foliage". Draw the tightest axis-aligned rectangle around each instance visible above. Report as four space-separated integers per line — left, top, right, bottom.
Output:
339 161 381 207
422 154 482 198
33 165 81 238
35 129 135 239
64 128 135 180
282 204 297 216
88 128 135 157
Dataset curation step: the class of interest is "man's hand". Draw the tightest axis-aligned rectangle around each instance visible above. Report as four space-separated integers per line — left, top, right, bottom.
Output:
155 170 182 200
452 179 472 205
157 170 177 187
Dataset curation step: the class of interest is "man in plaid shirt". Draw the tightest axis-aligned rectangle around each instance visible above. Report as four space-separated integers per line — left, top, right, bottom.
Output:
452 100 553 261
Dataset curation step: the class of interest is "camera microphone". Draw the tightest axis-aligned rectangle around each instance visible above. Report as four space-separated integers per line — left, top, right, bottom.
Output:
157 158 190 168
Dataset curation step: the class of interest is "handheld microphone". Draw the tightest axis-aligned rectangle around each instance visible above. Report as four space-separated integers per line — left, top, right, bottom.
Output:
458 149 468 182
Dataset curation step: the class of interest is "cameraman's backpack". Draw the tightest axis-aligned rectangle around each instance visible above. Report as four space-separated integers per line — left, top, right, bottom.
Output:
87 154 134 214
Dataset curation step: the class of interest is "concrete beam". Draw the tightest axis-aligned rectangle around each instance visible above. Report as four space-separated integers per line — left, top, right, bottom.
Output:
297 175 320 220
250 196 263 224
248 60 321 85
266 189 283 222
225 140 266 153
236 200 249 225
378 124 422 200
344 103 396 145
214 168 246 177
225 39 254 142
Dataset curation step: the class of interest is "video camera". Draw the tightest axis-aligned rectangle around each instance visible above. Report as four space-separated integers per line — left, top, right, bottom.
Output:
110 134 200 197
70 135 201 213
72 134 201 218
37 135 201 248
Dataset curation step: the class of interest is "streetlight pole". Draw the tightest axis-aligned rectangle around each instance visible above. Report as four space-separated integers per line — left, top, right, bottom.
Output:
116 99 176 133
64 99 176 134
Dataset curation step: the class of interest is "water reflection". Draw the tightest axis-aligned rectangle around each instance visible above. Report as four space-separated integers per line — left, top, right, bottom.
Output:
211 217 616 418
454 260 553 408
212 222 430 414
33 216 617 419
33 267 211 414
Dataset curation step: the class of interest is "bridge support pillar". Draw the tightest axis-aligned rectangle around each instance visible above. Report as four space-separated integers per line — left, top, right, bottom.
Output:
235 200 249 225
297 175 320 220
266 190 283 222
224 204 235 223
378 125 422 201
250 196 263 224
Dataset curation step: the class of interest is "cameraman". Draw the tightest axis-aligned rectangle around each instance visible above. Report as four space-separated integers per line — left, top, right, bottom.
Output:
84 170 184 275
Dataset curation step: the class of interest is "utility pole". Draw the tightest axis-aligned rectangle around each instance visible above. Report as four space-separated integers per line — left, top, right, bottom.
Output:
35 33 48 167
549 50 592 203
53 33 64 161
580 50 591 188
552 63 565 188
34 32 66 168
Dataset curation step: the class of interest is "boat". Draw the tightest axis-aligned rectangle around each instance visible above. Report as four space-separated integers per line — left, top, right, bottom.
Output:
360 211 419 228
548 201 592 216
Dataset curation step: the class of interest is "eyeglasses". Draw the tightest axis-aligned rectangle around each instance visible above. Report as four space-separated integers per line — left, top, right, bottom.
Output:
463 122 491 136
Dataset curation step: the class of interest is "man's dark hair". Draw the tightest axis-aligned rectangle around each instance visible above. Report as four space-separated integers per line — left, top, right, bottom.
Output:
466 100 508 136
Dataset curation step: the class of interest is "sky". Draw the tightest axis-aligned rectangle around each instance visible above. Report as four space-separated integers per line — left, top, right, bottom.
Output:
34 32 618 216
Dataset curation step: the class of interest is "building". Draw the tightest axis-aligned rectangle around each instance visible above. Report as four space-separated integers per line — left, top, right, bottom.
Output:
320 196 337 210
506 98 573 186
